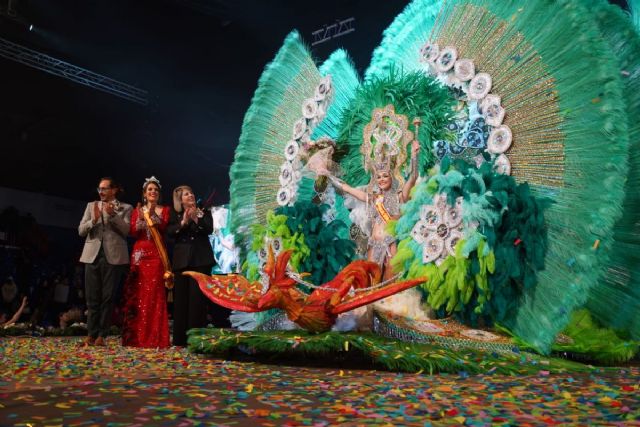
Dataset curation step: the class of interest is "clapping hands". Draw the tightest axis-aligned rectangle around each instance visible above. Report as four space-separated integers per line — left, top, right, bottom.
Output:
104 202 116 216
181 205 199 226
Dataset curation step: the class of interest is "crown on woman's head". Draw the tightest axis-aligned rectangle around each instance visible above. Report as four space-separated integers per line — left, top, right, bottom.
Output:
362 105 413 177
374 154 392 172
374 162 390 172
143 176 162 189
372 140 394 173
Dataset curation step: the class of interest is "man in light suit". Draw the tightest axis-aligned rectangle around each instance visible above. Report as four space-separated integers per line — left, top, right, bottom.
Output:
79 177 132 346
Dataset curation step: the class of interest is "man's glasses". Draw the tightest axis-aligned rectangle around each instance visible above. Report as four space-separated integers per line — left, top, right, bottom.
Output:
97 187 112 193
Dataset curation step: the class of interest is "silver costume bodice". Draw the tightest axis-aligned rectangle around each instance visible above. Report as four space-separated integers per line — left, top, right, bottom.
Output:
368 189 401 225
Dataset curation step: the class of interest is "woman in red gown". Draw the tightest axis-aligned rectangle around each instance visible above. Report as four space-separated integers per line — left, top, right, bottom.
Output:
122 176 171 348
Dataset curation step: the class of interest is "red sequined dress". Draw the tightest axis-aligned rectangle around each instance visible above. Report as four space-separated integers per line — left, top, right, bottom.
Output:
122 205 171 348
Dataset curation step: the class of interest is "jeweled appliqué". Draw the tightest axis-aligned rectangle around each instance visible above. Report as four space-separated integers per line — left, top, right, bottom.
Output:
277 75 334 206
411 194 473 265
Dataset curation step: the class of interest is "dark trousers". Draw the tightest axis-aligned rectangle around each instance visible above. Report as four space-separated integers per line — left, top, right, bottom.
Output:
84 250 127 338
173 265 211 346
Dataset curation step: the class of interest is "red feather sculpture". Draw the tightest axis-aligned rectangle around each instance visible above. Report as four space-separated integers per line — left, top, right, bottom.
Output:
183 249 426 332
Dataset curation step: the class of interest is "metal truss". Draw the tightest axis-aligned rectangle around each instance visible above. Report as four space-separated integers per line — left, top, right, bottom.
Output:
311 17 355 46
0 37 148 105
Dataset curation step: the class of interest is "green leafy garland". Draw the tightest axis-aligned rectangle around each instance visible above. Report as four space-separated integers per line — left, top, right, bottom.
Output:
187 328 591 375
553 309 639 364
497 309 640 365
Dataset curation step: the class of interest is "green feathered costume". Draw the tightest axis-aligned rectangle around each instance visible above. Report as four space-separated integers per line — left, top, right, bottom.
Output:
222 0 639 363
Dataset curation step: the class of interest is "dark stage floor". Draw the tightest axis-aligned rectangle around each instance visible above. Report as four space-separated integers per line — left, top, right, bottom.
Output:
1 337 639 426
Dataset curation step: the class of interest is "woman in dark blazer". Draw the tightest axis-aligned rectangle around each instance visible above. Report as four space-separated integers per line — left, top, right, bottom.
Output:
167 185 221 346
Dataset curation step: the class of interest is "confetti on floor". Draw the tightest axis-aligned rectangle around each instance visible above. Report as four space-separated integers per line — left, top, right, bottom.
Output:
1 336 639 426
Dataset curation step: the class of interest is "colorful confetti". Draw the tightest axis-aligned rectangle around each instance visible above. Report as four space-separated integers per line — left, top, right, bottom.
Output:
1 337 639 426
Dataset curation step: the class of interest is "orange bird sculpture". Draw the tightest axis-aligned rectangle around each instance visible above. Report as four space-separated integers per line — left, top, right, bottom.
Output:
184 249 426 332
